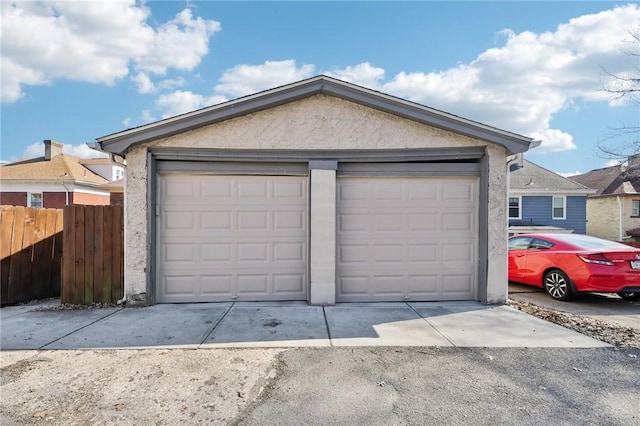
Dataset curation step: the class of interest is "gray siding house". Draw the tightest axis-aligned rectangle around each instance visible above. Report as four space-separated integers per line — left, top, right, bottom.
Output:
91 75 535 306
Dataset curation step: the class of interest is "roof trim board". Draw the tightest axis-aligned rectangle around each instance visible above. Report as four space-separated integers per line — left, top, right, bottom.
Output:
95 75 534 156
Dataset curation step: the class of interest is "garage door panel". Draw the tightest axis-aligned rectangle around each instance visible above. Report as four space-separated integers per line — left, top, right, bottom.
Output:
201 211 232 230
273 274 305 293
408 275 439 294
408 244 437 263
201 243 232 262
337 177 477 302
201 276 233 296
274 210 304 230
339 244 368 263
274 242 304 261
274 180 306 198
237 275 268 294
339 276 371 296
159 174 307 303
163 275 197 297
442 275 474 294
373 244 404 263
238 181 268 198
164 210 195 230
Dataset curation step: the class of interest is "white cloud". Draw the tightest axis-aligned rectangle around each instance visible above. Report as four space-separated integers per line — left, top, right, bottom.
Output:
135 8 220 75
1 1 220 102
131 72 155 94
122 117 132 128
131 72 185 94
22 142 107 159
152 59 312 119
604 159 624 167
325 63 385 89
527 129 577 154
156 91 227 118
214 60 315 98
379 4 640 149
141 109 157 123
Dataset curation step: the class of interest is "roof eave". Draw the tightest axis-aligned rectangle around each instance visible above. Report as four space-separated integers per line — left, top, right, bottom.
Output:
96 76 533 156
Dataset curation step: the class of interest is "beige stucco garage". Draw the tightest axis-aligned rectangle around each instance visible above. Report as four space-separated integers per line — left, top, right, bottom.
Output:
93 76 535 306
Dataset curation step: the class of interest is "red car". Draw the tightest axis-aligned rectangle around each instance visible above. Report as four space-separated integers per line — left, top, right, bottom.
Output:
508 233 640 301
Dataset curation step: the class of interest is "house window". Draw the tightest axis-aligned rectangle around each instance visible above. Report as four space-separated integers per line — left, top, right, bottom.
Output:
508 197 521 219
28 192 43 208
115 168 124 181
632 200 640 217
552 196 566 219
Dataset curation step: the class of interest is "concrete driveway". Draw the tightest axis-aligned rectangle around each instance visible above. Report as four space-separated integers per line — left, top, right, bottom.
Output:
1 299 610 350
509 283 640 331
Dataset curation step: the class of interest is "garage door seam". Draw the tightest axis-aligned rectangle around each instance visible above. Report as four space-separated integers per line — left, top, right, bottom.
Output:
199 302 235 346
322 307 333 346
405 302 456 346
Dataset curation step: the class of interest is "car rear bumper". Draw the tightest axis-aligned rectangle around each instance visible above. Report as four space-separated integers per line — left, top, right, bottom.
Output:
580 273 640 293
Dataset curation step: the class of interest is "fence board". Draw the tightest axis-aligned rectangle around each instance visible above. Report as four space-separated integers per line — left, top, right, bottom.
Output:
83 206 95 305
62 205 75 303
31 209 49 298
93 207 104 302
1 207 15 298
73 205 85 303
102 206 114 303
52 209 63 295
112 205 124 302
42 209 57 295
17 207 36 303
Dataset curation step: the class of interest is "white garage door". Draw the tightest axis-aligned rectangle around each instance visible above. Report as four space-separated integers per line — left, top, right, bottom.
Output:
158 174 307 303
337 177 477 302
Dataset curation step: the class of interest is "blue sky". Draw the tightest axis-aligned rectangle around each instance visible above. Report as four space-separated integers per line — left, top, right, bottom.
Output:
1 1 639 176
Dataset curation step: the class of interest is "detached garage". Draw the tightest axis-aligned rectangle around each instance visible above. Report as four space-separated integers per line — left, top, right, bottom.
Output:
93 76 535 306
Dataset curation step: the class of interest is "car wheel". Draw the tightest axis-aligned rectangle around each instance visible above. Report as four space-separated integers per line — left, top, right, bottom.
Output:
617 291 640 301
543 269 574 301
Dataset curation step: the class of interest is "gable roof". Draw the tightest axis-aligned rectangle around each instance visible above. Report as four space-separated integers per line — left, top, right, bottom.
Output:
510 160 594 194
569 164 640 196
0 154 108 186
94 75 535 156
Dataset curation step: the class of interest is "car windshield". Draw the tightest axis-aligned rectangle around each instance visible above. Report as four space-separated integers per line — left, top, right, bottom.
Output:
549 234 633 250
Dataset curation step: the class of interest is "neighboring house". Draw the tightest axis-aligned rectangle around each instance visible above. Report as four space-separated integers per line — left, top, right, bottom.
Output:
569 154 640 241
90 75 535 306
0 140 124 208
508 160 595 235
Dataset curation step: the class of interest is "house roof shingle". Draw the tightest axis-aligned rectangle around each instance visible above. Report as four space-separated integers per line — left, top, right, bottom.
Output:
569 164 640 196
0 154 108 186
510 160 594 193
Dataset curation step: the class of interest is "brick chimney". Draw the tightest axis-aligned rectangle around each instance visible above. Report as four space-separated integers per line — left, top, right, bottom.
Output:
44 139 63 160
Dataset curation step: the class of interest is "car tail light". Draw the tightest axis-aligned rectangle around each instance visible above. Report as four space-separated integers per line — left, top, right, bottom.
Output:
578 253 614 266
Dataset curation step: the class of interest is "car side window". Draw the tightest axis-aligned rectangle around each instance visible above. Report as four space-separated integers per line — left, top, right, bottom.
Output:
530 238 554 250
508 237 532 251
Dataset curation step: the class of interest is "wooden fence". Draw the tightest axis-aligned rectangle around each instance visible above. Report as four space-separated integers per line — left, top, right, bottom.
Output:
62 205 124 304
1 206 63 305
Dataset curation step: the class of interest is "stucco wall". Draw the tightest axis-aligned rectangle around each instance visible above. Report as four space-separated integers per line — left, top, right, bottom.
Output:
123 94 509 304
587 195 640 241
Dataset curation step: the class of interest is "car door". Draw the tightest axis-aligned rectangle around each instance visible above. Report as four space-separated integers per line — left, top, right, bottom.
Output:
520 237 555 283
508 237 532 282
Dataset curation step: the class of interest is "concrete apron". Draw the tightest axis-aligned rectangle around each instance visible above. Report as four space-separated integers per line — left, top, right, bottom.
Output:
0 300 610 351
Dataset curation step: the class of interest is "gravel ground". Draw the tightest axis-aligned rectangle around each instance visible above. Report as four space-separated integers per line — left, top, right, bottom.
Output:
509 299 640 349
